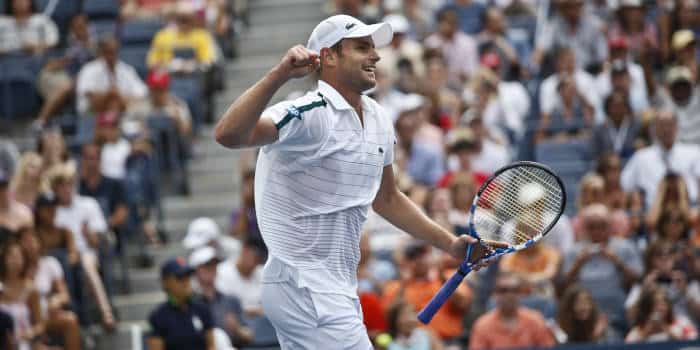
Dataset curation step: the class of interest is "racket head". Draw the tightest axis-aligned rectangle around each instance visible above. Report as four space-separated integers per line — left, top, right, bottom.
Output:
468 161 566 251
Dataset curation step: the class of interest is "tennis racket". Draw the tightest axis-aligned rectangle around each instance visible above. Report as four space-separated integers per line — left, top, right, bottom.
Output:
417 161 566 324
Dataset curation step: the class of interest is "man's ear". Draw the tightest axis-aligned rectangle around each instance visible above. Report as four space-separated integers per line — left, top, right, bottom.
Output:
320 47 337 68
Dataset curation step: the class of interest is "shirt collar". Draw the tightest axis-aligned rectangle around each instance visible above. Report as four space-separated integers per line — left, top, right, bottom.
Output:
318 80 353 111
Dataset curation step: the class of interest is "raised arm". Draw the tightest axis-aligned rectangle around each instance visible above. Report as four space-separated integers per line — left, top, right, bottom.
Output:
214 45 320 149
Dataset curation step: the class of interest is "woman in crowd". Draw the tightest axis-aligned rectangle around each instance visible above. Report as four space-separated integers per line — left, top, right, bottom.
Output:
626 285 698 342
19 227 80 350
554 285 619 344
0 240 45 350
34 194 79 274
607 0 658 61
572 173 631 239
9 152 44 209
536 75 594 144
37 130 69 174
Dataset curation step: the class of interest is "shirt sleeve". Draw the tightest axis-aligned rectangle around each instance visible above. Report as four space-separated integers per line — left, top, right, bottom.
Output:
47 256 64 281
199 304 214 331
124 65 148 99
262 99 325 149
84 197 108 234
39 15 59 48
194 30 216 64
148 309 167 338
147 31 166 67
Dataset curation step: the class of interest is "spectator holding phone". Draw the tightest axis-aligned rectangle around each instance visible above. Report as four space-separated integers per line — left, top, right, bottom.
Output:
626 285 697 342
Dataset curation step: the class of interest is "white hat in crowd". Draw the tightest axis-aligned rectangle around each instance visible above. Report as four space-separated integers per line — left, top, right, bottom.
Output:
183 217 221 250
188 246 219 268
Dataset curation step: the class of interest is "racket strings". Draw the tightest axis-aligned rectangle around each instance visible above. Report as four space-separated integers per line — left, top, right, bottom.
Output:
473 166 564 246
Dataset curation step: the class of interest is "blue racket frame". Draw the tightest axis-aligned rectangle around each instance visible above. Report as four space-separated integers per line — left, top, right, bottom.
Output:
417 161 566 324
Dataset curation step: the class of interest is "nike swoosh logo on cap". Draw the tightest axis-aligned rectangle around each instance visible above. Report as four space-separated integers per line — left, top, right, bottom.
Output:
345 23 356 30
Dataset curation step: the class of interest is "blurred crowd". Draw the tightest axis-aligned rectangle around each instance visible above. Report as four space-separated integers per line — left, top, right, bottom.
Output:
0 0 247 348
4 0 700 349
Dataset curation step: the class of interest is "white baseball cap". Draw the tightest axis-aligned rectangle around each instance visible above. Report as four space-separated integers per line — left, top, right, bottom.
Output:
382 14 410 34
188 246 219 268
307 14 393 53
183 217 221 250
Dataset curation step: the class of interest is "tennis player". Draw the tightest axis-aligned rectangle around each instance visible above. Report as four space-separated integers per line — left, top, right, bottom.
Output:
215 14 494 349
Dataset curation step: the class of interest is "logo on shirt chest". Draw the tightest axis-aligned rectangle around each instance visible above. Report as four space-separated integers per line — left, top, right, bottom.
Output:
192 316 203 331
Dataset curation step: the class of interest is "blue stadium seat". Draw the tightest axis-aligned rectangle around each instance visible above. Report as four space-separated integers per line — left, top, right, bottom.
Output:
83 0 120 20
121 19 163 46
119 45 150 79
535 138 592 163
147 114 190 195
170 75 203 132
90 18 118 37
35 0 81 36
0 76 40 119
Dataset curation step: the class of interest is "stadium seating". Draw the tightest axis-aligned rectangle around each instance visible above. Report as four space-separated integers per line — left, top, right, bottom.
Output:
0 54 43 119
121 19 164 46
83 0 120 20
119 45 150 79
34 0 81 37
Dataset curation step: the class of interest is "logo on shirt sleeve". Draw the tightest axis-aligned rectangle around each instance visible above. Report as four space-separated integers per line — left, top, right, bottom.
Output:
192 316 203 331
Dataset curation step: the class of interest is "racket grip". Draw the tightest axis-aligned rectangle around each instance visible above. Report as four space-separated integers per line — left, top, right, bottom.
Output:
417 268 470 324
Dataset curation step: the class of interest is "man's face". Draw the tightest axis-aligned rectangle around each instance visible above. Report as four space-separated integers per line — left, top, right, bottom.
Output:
561 1 582 23
556 51 575 74
611 72 630 92
100 40 119 67
164 274 193 300
486 9 505 33
494 276 521 313
195 261 217 287
53 179 75 205
438 12 458 37
655 112 678 149
670 81 693 105
585 215 610 243
81 145 101 174
331 37 381 92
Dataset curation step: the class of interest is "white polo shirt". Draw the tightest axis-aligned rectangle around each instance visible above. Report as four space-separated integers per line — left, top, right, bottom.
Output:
255 80 395 298
54 194 108 254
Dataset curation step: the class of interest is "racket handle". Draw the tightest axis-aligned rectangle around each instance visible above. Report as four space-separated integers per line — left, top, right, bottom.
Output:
417 268 471 324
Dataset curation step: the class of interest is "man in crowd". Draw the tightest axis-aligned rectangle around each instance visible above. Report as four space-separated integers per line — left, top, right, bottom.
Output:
0 168 33 232
215 237 266 317
469 273 555 349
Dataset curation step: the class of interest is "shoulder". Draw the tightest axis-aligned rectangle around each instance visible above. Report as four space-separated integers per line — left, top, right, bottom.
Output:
75 195 101 212
473 310 498 330
149 302 171 321
519 307 547 324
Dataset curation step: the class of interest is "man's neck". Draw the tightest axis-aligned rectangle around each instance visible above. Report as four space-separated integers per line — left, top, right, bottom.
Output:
201 284 216 300
236 260 253 278
323 78 363 114
498 307 518 321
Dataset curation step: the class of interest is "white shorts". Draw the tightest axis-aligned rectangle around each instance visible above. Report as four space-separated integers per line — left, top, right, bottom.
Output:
260 258 372 350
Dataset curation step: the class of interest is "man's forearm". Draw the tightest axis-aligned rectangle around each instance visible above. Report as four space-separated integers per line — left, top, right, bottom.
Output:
373 190 454 252
214 67 287 148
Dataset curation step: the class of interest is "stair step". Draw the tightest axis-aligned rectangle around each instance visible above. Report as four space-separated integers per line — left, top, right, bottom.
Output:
249 3 324 26
251 0 324 10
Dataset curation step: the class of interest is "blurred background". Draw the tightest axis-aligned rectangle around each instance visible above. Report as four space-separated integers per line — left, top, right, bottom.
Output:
2 0 700 349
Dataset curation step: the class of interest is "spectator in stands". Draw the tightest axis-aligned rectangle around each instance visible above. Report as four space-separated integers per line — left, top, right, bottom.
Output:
121 0 176 20
441 128 480 188
94 112 131 180
532 0 607 72
670 29 699 80
147 1 218 74
394 99 445 187
626 241 690 323
215 237 265 317
126 70 193 139
0 309 13 350
189 246 253 346
424 8 478 86
384 299 444 350
645 172 693 236
184 216 224 252
553 285 620 344
9 152 44 209
626 285 698 342
596 37 650 115
34 14 96 129
76 36 148 116
469 273 555 349
376 14 424 85
536 74 594 143
34 194 79 289
500 236 561 298
37 129 69 173
608 0 659 62
357 232 394 337
476 7 519 77
654 66 700 145
562 204 642 331
591 90 642 161
439 0 485 35
422 51 462 121
48 162 116 330
18 227 80 350
463 65 518 146
424 188 453 232
462 112 510 176
0 168 33 232
78 143 130 248
447 172 478 233
229 170 259 242
572 173 631 239
0 239 45 350
0 0 58 55
382 241 472 342
621 110 700 208
596 154 645 238
148 257 215 350
538 47 600 124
